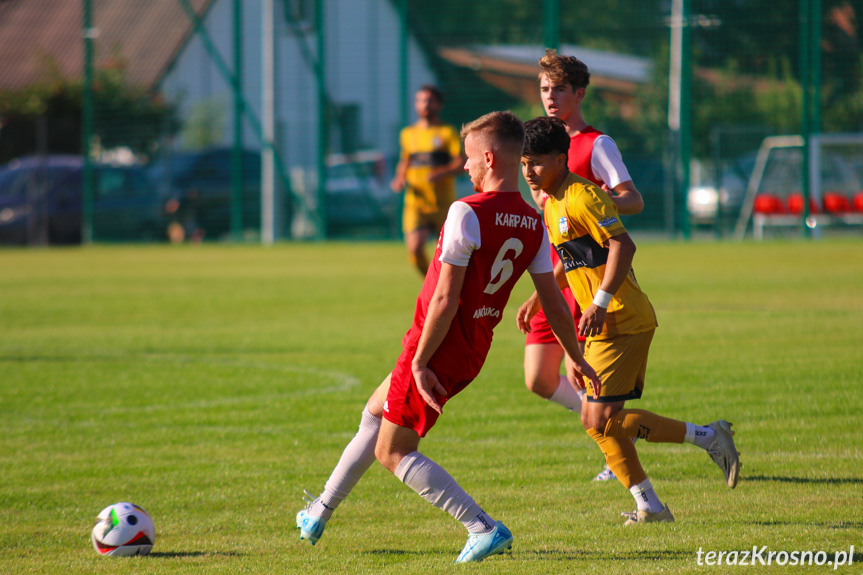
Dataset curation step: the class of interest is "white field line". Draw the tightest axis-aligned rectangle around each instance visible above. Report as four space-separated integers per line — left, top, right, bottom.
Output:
21 352 363 414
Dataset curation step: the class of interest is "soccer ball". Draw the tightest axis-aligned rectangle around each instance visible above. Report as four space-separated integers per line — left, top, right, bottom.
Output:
91 502 156 556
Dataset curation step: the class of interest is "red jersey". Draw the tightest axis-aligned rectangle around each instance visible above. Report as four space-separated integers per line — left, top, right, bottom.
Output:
403 191 550 380
567 126 604 184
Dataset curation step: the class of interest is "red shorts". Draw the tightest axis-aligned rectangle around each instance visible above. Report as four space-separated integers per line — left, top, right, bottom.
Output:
383 348 473 438
525 286 585 345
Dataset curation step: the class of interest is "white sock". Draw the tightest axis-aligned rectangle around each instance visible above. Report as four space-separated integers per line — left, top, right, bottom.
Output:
395 451 495 534
311 406 381 520
684 422 715 450
629 478 664 513
548 374 584 412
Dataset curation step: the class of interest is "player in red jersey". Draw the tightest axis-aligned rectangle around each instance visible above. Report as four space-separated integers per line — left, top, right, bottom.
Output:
524 50 644 481
297 111 600 563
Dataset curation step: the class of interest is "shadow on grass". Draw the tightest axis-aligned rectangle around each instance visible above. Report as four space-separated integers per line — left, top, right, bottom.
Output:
1 354 77 363
147 551 244 558
523 549 690 561
363 549 434 557
748 520 863 530
743 475 863 485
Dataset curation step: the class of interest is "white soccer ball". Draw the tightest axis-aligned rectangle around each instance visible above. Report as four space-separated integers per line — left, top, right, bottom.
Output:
91 502 156 557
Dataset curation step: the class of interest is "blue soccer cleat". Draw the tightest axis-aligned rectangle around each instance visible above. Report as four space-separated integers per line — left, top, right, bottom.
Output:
296 509 326 545
296 490 327 545
454 521 513 563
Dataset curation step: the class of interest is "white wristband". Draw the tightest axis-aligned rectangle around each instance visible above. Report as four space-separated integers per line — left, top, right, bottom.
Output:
593 289 613 308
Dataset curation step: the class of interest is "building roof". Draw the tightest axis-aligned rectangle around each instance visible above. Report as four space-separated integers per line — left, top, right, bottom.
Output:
0 0 211 90
438 43 652 103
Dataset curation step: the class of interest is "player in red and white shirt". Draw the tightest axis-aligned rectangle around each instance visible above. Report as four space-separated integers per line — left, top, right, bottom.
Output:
523 51 645 482
297 111 600 563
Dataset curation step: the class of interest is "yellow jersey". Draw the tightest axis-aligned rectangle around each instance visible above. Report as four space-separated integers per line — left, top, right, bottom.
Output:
543 173 657 338
399 123 460 213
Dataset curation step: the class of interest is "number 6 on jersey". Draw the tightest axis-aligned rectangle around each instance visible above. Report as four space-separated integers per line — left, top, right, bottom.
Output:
484 238 524 294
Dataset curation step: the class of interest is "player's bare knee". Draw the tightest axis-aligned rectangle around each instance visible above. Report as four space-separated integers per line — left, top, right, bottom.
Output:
365 395 384 418
374 444 399 473
582 409 610 433
406 231 425 252
523 379 548 397
580 408 591 431
524 374 554 399
594 413 612 432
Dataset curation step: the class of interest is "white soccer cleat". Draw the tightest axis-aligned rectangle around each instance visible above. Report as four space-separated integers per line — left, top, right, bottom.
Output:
592 464 616 482
621 505 675 526
706 420 740 489
296 490 327 545
454 521 513 563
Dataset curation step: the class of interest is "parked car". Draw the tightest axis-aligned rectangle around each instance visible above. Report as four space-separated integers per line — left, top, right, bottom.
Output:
0 156 166 245
324 151 398 237
687 155 756 224
147 148 262 241
147 147 398 240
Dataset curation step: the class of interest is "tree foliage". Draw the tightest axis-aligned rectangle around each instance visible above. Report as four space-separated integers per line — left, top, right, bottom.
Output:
409 0 863 161
0 58 177 165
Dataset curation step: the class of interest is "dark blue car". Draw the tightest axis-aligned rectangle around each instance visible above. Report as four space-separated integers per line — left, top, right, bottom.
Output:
147 148 398 241
147 148 262 241
0 156 166 245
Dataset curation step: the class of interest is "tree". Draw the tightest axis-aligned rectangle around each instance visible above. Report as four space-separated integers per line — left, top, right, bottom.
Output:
0 57 177 165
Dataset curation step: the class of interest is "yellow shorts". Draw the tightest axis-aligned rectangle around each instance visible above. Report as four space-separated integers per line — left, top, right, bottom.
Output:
402 202 449 235
584 329 654 403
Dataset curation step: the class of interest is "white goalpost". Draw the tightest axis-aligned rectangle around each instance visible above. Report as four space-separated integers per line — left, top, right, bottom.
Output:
734 133 863 240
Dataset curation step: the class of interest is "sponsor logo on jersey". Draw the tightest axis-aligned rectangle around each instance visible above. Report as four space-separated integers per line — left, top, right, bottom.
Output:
556 235 609 271
559 216 569 236
473 306 501 319
557 247 587 270
495 212 538 230
597 216 618 228
383 400 389 413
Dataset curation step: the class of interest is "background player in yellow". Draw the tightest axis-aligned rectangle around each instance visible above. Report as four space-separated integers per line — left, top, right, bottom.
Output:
516 117 740 525
390 85 464 276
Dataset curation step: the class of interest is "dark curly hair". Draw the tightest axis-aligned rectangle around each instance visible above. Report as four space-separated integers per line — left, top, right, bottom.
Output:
523 116 569 158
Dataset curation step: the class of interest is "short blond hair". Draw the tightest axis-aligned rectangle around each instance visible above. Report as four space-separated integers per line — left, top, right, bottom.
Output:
460 111 524 158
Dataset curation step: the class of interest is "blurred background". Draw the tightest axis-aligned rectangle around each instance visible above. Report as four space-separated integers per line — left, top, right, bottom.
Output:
1 0 862 245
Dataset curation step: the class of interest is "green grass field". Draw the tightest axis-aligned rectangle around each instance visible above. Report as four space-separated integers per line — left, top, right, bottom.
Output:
1 239 862 574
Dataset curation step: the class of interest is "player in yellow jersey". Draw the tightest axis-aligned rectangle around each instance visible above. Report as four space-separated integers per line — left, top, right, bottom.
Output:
391 85 464 276
516 117 740 524
525 52 646 484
